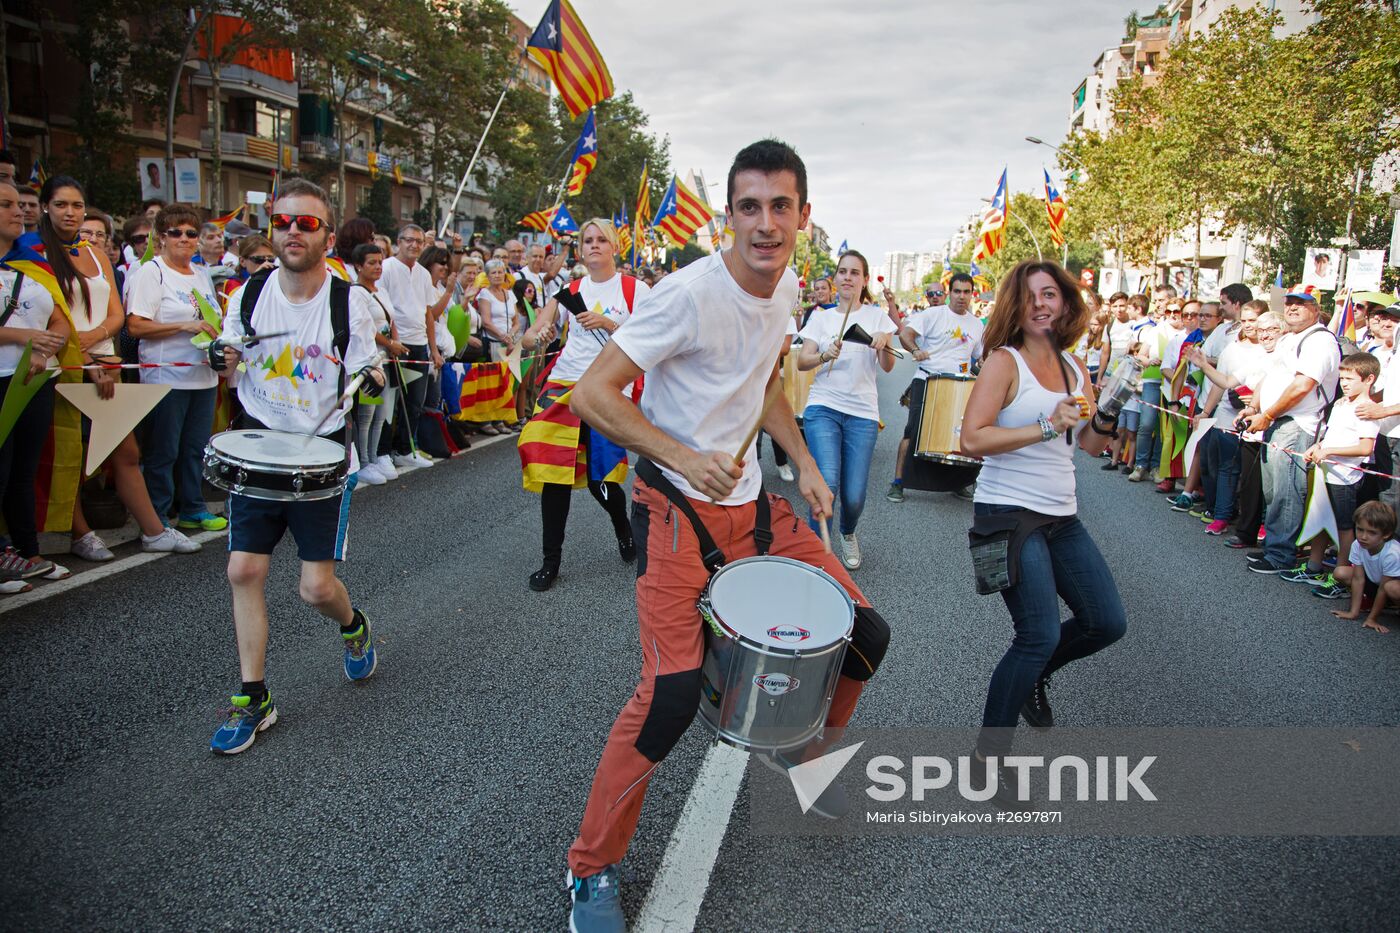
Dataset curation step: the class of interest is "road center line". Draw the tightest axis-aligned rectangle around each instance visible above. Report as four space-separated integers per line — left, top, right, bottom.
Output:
634 741 749 933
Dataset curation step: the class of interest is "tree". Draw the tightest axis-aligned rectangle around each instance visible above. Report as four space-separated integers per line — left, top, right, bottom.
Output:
359 175 396 233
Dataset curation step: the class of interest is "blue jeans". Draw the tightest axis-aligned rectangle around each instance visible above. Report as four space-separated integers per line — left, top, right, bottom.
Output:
1262 419 1310 567
975 504 1127 756
802 404 879 536
1134 381 1163 470
142 385 216 520
1201 427 1241 522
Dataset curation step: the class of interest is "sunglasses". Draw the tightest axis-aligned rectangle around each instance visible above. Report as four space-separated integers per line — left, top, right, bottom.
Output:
165 228 200 239
129 234 149 244
270 213 330 233
248 255 276 265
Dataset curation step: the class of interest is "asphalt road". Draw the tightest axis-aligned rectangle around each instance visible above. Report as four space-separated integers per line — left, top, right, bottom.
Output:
3 358 1398 932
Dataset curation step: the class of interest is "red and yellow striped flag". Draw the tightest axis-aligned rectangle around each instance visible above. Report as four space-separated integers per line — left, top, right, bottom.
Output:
527 0 614 119
521 207 555 232
650 176 711 248
211 204 246 228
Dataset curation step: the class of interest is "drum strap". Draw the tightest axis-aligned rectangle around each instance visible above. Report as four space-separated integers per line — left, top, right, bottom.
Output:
635 458 771 575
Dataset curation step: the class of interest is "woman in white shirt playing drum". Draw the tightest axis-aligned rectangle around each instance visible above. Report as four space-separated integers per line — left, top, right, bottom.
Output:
795 249 896 570
960 260 1126 807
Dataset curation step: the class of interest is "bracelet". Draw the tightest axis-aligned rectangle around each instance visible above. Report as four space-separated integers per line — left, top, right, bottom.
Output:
1089 412 1119 437
1037 415 1059 442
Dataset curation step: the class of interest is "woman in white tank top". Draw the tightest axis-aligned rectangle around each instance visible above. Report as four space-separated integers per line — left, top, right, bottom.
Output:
41 177 200 563
960 261 1127 806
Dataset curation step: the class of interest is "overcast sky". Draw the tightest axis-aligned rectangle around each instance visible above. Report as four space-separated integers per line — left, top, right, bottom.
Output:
510 0 1133 262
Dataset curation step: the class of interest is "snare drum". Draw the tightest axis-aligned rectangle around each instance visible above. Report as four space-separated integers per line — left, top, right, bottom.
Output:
916 373 980 465
204 430 349 502
698 556 853 752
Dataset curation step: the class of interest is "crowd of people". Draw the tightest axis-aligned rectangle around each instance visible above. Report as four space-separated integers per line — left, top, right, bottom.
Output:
0 150 684 594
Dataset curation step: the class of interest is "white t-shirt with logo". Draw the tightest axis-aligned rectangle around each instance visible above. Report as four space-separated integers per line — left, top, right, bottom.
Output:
611 252 798 505
379 256 434 345
798 304 897 422
1350 538 1400 584
0 269 57 378
221 271 379 448
1318 396 1377 486
1273 324 1342 436
905 305 983 379
126 257 217 389
549 273 650 383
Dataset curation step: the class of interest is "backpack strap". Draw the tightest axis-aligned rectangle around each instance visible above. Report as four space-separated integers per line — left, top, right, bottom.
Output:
238 267 275 339
0 271 26 328
330 277 352 397
621 274 637 312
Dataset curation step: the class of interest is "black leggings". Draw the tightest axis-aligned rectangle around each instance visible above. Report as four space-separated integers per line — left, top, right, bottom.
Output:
0 376 55 557
540 480 630 567
1234 441 1264 544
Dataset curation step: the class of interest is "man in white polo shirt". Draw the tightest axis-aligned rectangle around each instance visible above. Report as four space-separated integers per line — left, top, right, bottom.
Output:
561 140 891 933
378 224 437 469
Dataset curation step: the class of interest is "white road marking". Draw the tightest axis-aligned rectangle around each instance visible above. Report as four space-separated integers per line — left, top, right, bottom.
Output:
634 741 749 933
0 431 517 616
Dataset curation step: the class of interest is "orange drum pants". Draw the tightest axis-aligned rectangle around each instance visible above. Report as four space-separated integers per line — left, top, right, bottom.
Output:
567 478 890 878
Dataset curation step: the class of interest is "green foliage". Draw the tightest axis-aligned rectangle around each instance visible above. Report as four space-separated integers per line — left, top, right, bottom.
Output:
794 234 836 282
670 239 709 269
1063 2 1400 287
358 176 396 234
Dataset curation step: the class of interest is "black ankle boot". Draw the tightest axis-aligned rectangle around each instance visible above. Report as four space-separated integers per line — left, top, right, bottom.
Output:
529 564 559 592
617 536 636 563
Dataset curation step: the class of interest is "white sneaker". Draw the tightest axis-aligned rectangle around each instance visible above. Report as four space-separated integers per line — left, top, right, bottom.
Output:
841 533 862 570
777 464 795 482
391 453 419 471
410 452 435 468
71 531 115 562
356 463 386 485
141 526 202 554
374 455 399 480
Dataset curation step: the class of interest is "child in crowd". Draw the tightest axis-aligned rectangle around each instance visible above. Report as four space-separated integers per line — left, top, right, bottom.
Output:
1331 500 1400 633
1295 352 1380 595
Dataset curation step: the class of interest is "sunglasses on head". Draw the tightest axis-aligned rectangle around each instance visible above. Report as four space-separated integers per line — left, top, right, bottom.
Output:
270 213 330 233
165 228 200 239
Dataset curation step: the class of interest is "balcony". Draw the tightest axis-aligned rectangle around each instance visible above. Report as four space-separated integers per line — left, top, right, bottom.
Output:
298 135 423 182
199 130 296 169
192 63 297 108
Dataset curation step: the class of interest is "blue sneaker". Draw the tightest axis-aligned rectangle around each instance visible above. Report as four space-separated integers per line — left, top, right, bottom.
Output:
342 609 378 681
567 865 624 933
177 511 228 532
210 692 277 754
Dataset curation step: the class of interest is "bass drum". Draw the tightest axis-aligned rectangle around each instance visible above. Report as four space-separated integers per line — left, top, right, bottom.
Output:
900 377 981 493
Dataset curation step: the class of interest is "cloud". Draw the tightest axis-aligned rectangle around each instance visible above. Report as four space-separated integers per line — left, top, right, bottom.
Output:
512 0 1130 261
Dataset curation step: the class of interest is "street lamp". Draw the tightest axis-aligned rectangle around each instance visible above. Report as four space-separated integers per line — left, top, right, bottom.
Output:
984 197 1042 261
1026 135 1085 169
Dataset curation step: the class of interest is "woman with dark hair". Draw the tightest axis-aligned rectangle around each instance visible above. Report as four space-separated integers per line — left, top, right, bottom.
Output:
960 260 1126 805
39 176 202 561
794 249 896 570
335 217 375 282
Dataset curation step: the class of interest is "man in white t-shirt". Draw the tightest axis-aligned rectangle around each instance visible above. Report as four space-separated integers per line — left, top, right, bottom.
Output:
888 272 983 502
562 141 891 932
207 178 385 756
1242 291 1342 573
379 224 437 469
520 242 568 303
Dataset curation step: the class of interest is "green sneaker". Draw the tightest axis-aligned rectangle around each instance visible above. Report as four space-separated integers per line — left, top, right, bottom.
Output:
1279 563 1328 585
1310 576 1349 600
178 511 228 532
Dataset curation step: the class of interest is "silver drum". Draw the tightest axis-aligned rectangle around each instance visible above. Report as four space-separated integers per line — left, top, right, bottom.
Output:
698 556 854 752
204 430 349 502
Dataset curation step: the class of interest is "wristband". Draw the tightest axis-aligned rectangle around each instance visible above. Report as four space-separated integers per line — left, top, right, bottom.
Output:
1089 411 1119 437
1037 415 1059 442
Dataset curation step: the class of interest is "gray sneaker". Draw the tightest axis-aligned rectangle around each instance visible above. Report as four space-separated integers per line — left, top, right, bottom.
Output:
885 482 905 503
141 527 202 554
1127 467 1146 482
567 865 624 933
71 531 115 562
841 533 862 570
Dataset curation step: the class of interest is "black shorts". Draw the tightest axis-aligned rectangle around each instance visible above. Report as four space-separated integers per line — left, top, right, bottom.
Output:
902 378 927 441
227 477 356 562
1326 481 1361 532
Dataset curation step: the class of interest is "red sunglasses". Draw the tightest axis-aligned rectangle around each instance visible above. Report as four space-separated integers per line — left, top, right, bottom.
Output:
270 213 330 233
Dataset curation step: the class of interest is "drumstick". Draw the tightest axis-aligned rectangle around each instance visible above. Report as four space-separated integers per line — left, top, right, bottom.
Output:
824 302 855 375
302 352 388 445
817 509 832 554
732 376 784 465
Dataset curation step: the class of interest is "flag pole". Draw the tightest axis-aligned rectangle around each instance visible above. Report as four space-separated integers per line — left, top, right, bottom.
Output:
438 51 525 238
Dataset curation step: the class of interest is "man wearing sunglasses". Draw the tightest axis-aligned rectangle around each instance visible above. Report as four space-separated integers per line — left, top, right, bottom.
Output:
208 179 386 755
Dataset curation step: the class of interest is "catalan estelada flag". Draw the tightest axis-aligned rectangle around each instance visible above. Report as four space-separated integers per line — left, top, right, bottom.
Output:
451 362 516 424
972 169 1008 261
522 206 555 232
211 204 246 228
1331 290 1356 343
550 203 579 235
518 381 627 493
614 206 631 257
28 159 46 188
527 0 614 119
1043 168 1067 248
566 109 598 197
651 176 710 247
0 233 83 532
632 165 650 266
